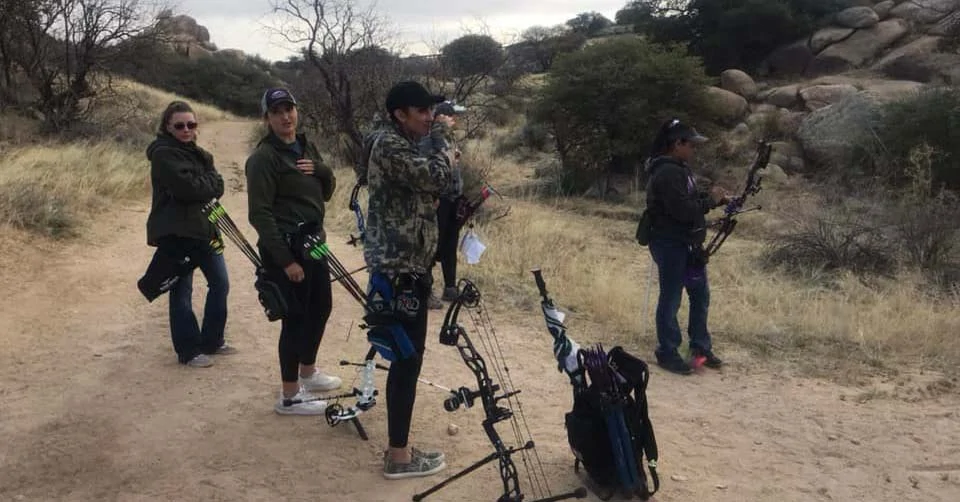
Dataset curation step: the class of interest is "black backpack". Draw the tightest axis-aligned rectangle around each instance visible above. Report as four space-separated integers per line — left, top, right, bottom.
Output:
564 345 660 500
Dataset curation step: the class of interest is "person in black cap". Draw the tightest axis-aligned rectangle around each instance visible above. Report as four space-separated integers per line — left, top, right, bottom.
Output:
363 80 455 479
245 87 342 415
644 118 729 375
420 101 466 307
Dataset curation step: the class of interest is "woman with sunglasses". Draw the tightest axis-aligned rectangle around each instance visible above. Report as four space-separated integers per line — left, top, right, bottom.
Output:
146 100 235 368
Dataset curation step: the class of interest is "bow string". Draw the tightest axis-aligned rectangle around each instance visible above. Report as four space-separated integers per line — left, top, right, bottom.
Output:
413 279 587 502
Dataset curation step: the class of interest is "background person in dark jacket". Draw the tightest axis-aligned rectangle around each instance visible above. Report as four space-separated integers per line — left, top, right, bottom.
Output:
245 88 341 416
420 101 465 307
146 101 234 368
644 118 729 375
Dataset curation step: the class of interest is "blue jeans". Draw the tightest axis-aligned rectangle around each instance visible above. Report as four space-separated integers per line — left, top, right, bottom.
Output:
168 246 230 363
648 239 711 361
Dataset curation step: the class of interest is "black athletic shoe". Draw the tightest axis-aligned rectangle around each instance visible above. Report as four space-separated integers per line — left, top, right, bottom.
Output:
692 348 723 369
656 356 693 375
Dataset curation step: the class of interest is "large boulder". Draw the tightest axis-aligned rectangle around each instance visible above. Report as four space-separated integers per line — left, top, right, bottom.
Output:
871 35 944 72
805 18 910 76
796 93 882 171
928 10 960 35
889 0 960 24
720 69 758 99
765 40 814 77
880 52 960 83
873 0 896 19
704 86 749 124
761 84 801 108
809 27 856 53
835 6 880 29
799 83 859 110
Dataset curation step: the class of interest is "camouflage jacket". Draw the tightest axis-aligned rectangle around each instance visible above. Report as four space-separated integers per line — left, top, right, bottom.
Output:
363 122 453 274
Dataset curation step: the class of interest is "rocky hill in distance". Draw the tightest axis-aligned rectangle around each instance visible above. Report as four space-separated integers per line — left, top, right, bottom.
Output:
689 0 960 183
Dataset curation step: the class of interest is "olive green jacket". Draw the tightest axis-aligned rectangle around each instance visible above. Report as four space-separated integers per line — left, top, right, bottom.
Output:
245 131 336 267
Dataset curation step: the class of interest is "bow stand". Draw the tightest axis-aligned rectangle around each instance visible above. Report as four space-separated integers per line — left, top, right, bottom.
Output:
412 279 587 502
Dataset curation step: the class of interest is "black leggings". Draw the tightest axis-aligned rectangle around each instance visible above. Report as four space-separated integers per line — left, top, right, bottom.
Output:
264 254 333 383
386 277 430 448
435 198 460 289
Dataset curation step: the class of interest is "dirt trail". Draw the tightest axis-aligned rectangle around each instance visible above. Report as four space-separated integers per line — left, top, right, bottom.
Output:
1 120 958 502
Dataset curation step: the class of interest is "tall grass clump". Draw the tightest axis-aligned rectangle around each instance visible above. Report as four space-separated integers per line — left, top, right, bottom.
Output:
0 142 149 237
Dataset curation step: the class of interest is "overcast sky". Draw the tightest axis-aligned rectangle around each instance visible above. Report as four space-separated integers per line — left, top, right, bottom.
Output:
169 0 626 61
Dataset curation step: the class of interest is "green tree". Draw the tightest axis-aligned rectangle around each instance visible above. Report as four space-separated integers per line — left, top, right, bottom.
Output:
643 0 851 74
438 34 504 102
532 36 711 195
565 11 614 36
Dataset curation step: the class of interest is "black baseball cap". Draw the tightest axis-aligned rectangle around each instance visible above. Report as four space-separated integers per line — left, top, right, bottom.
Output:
261 87 297 114
666 118 708 143
385 81 446 113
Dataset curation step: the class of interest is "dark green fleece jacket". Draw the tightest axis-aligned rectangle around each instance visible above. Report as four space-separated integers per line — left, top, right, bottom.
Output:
245 131 336 268
146 133 224 246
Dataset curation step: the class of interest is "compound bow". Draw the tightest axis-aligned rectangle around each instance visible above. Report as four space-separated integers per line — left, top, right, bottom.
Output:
703 139 772 257
347 182 366 247
413 279 587 502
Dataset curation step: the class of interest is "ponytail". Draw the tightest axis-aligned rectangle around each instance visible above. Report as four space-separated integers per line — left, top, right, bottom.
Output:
649 118 681 158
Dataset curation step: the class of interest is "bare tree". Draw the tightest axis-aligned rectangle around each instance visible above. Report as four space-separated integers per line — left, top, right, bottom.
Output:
1 0 161 131
267 0 401 164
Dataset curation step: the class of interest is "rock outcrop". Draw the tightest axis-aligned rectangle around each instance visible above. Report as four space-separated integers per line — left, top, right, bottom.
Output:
762 0 960 78
154 12 247 61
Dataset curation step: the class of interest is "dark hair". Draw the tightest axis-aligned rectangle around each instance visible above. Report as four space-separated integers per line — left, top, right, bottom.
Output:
158 101 195 134
649 118 682 158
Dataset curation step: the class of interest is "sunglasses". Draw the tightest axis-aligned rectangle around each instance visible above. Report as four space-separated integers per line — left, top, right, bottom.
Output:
173 121 198 130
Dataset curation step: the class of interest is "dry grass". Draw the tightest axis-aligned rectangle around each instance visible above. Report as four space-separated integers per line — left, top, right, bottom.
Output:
0 75 235 238
323 131 960 379
0 142 149 237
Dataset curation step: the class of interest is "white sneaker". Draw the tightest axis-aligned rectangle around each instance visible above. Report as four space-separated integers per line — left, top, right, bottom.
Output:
275 386 328 416
300 369 342 392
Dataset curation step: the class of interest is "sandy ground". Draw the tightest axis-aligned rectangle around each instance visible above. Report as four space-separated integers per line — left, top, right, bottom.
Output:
1 120 959 502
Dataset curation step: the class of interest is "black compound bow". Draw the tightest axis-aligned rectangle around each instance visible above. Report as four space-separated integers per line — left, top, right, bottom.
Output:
347 182 367 247
413 279 587 502
703 139 772 257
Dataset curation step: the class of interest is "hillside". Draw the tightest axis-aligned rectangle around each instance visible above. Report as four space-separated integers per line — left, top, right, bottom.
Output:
1 2 959 501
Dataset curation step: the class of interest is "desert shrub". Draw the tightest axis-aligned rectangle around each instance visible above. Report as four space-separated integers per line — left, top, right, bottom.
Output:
531 36 711 195
762 210 895 278
870 87 960 192
763 167 960 287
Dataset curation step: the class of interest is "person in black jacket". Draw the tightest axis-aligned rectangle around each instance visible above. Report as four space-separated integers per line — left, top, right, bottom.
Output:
644 118 729 375
146 101 234 368
245 88 341 415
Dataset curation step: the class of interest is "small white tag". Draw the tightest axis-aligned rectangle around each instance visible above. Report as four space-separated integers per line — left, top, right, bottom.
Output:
459 230 486 264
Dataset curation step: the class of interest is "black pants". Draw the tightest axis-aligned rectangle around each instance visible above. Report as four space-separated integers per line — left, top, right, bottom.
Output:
386 277 430 448
435 198 460 289
262 251 333 383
